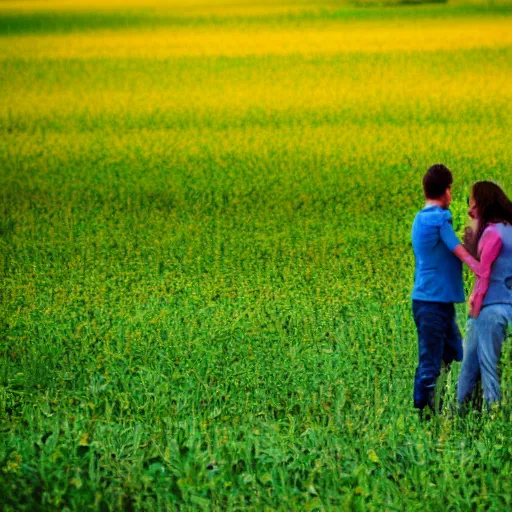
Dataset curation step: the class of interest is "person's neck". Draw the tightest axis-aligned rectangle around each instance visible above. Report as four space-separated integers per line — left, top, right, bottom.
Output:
425 199 446 209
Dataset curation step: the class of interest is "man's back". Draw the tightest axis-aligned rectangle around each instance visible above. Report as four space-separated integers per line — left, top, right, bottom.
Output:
412 205 463 303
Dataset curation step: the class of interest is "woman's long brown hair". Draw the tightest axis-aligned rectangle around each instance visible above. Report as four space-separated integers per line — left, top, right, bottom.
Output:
466 181 512 256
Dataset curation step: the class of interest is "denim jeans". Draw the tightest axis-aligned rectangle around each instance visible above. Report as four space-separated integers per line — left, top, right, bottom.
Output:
412 300 463 410
457 304 512 406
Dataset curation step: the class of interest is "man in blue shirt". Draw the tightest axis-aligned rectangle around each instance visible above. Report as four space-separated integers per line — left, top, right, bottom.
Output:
412 164 481 415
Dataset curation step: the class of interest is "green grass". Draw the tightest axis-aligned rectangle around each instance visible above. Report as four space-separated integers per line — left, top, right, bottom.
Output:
1 1 512 510
1 2 512 35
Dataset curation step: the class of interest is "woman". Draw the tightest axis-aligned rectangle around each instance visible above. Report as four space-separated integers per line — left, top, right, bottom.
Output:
457 181 512 408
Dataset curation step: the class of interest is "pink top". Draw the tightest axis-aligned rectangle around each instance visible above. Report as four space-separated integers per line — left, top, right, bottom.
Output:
470 224 503 317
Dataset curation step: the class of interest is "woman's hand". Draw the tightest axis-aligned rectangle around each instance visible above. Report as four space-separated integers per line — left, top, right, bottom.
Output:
463 226 475 252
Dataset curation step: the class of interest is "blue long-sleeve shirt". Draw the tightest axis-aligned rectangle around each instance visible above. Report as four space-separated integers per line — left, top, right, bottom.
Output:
411 205 464 303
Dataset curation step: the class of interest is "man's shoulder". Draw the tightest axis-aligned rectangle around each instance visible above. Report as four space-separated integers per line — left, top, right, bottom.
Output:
415 206 452 228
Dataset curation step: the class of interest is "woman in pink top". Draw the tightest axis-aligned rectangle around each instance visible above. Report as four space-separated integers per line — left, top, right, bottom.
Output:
457 181 512 408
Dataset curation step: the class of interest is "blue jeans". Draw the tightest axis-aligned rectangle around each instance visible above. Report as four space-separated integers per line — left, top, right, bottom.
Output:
412 300 463 410
457 304 512 407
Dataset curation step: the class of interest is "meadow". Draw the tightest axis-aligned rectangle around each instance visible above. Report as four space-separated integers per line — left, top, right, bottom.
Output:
1 0 512 510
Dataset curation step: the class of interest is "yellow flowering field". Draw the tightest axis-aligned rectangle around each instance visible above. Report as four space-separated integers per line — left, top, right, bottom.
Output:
1 1 512 510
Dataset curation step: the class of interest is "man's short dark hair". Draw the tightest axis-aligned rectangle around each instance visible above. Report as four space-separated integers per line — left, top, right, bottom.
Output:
423 163 453 199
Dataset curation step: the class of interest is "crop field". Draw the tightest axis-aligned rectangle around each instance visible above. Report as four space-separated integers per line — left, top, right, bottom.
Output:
2 0 512 510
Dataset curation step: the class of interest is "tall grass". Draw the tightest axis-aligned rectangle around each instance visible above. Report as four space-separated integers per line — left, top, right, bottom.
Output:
1 1 512 510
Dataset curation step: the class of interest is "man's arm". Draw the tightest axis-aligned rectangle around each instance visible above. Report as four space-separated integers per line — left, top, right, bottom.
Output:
453 244 481 276
439 218 482 276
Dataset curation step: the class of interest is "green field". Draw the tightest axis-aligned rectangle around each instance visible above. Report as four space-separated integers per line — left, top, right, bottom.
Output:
2 0 512 510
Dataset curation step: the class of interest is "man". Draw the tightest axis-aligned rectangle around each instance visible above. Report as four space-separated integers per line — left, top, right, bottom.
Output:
411 164 481 415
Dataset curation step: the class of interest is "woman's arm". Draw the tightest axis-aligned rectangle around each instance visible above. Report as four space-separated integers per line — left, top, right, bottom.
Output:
469 226 503 318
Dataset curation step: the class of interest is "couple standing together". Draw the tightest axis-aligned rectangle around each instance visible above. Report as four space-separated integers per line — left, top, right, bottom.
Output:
412 164 512 414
